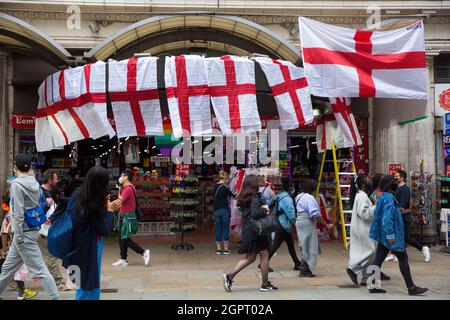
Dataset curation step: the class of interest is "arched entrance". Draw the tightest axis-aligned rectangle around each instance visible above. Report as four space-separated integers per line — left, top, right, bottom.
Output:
85 14 301 64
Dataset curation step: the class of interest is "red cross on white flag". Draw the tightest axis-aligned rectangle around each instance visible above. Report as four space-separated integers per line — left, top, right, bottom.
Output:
299 17 427 99
35 62 114 152
329 97 362 148
253 57 314 130
316 114 352 153
165 55 212 138
108 57 164 138
205 55 261 135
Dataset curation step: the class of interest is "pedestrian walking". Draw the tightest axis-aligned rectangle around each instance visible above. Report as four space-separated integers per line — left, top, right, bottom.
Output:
295 179 331 278
112 170 150 267
0 153 59 300
266 178 302 271
62 166 121 300
368 175 428 295
223 175 278 292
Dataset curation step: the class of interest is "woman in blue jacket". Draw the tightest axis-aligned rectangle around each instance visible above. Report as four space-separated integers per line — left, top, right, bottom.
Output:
369 175 428 296
63 167 121 300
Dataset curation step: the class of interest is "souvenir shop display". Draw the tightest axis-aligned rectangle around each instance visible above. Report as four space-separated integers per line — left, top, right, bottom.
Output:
170 174 200 250
410 171 433 225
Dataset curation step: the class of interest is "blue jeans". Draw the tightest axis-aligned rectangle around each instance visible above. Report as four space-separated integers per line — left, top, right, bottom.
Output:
214 208 231 244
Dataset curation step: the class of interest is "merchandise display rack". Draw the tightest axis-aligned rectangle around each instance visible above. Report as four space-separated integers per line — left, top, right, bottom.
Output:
170 175 200 251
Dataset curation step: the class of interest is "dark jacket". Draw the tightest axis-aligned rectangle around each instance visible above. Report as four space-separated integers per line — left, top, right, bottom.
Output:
241 194 267 242
62 189 113 290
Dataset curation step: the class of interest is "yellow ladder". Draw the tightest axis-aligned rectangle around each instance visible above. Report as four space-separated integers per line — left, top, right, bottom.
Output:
316 143 357 250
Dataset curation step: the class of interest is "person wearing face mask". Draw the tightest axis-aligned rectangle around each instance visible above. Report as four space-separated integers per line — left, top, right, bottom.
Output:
38 170 72 292
368 175 428 295
112 170 150 267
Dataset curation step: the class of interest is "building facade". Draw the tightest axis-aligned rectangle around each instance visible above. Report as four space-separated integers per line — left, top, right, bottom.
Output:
1 0 450 241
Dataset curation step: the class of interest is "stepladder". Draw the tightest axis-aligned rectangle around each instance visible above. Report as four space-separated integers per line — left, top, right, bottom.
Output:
316 144 357 250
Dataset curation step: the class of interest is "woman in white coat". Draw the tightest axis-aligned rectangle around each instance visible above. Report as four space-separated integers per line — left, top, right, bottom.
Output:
345 175 377 285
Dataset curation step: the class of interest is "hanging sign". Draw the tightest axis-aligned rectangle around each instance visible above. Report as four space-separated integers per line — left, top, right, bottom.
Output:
388 163 402 176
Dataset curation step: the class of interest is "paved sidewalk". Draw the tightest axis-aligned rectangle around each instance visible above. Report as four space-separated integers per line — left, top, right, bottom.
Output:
1 236 449 300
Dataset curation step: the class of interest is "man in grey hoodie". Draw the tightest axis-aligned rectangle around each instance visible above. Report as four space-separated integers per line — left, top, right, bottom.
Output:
0 154 59 300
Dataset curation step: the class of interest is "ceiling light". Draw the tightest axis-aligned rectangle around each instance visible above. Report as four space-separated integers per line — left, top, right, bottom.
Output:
125 137 130 141
152 145 156 149
289 145 300 148
192 140 199 144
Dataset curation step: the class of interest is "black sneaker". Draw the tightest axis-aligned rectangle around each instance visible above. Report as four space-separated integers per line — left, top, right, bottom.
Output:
294 264 301 271
408 286 428 296
260 282 278 292
369 288 387 293
222 274 233 292
257 264 274 273
380 272 391 281
216 249 222 255
299 269 316 278
346 268 358 285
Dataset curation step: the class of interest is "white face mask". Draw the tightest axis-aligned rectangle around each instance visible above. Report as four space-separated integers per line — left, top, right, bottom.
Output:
118 176 126 184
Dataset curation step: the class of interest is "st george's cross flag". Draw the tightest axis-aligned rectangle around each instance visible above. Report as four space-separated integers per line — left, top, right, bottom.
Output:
299 17 427 99
316 114 352 153
253 57 314 130
35 62 114 152
165 55 212 138
205 55 261 135
329 97 362 147
108 56 164 138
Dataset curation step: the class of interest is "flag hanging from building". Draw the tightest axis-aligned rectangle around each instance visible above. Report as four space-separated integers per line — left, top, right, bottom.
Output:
165 55 212 138
316 114 352 153
205 55 261 135
108 56 164 138
35 63 113 152
299 17 427 99
253 57 314 130
329 97 362 147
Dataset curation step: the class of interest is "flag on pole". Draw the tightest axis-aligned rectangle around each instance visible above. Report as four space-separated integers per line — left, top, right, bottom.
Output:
108 56 164 138
165 55 212 138
205 55 261 135
253 57 314 130
299 17 427 99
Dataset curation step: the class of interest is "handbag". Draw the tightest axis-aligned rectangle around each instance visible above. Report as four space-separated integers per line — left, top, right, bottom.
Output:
250 196 284 236
24 206 46 228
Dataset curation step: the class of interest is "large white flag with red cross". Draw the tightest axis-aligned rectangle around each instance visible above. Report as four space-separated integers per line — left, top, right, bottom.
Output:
108 56 164 138
35 62 114 152
253 57 314 130
299 17 427 99
165 55 212 138
205 55 261 135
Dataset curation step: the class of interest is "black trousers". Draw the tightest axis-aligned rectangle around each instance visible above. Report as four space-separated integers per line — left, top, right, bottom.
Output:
269 227 301 266
119 237 144 260
404 220 423 252
372 243 415 288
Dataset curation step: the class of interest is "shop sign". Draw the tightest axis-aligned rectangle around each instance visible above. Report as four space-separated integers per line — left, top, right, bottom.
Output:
443 135 450 145
444 147 450 158
11 114 35 129
435 84 450 117
388 163 402 176
151 156 170 163
175 164 191 176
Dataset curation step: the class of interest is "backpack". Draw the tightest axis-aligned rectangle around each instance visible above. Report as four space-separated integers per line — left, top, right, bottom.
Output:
23 188 46 228
129 186 142 222
47 191 89 259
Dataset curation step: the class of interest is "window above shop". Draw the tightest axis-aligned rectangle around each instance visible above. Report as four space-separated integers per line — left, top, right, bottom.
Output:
435 54 450 83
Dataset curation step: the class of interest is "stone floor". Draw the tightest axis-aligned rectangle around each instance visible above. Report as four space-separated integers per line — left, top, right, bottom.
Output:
1 232 449 300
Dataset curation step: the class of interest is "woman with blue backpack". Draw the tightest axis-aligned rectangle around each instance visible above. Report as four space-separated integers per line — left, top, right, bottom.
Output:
61 166 121 300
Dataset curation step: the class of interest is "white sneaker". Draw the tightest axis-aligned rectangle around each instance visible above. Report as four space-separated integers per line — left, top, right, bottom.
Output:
143 249 150 267
421 246 431 263
112 259 128 267
385 254 398 262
